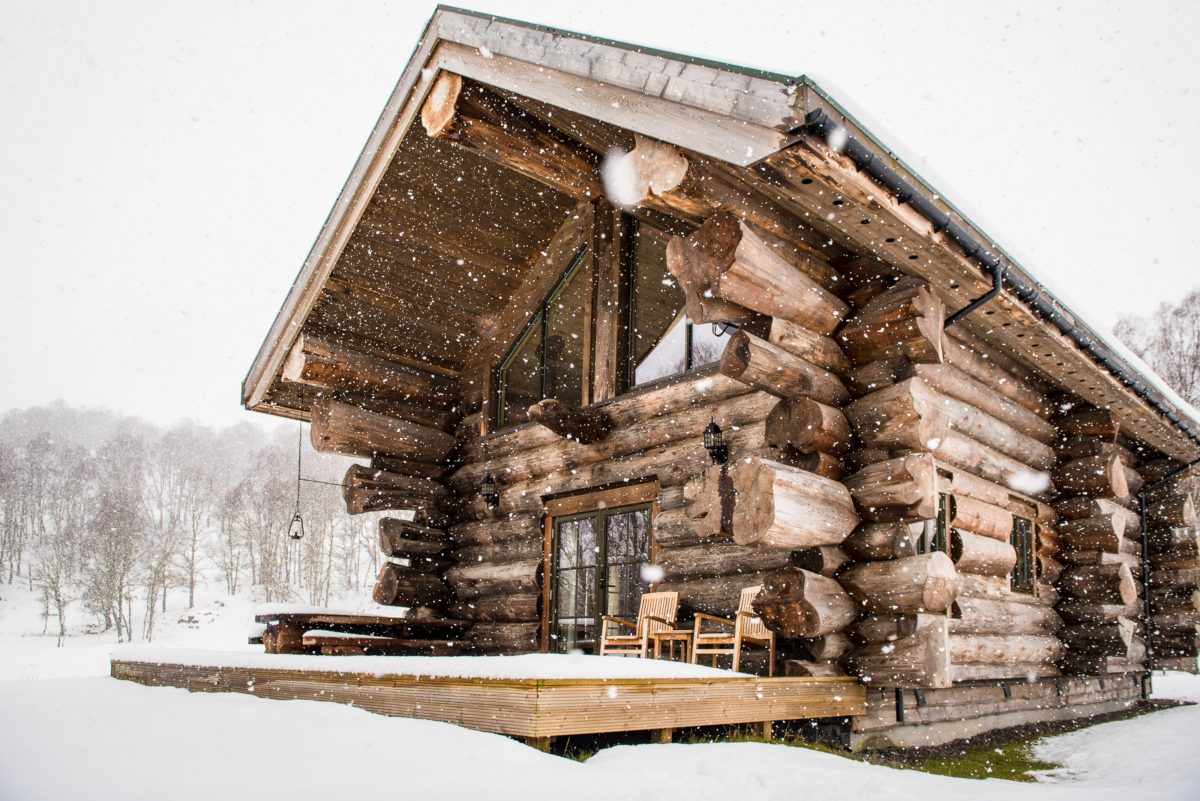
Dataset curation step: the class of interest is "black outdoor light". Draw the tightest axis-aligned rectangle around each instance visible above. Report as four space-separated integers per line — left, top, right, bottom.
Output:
480 473 500 509
287 511 305 541
287 424 305 540
703 420 728 465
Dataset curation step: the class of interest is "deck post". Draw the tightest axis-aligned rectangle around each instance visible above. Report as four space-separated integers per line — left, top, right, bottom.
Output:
650 728 675 744
526 736 552 752
760 720 774 740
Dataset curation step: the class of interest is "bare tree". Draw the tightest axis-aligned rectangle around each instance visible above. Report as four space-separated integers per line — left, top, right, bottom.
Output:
1116 287 1200 407
33 443 93 644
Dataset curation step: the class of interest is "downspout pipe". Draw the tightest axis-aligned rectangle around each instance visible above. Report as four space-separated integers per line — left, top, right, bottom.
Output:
805 108 1200 451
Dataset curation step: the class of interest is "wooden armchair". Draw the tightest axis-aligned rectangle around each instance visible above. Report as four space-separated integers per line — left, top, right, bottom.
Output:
690 586 776 674
599 591 680 658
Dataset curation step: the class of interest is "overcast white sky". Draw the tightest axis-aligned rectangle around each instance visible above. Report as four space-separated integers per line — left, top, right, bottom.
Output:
2 1 1198 428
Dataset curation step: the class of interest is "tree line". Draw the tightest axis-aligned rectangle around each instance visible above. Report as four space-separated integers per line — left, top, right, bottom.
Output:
0 403 381 643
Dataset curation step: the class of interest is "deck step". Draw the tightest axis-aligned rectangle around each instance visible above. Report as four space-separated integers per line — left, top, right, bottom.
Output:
301 630 469 656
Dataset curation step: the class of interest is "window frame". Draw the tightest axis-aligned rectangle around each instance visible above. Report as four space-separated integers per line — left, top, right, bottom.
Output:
492 246 589 429
539 482 660 652
622 216 714 392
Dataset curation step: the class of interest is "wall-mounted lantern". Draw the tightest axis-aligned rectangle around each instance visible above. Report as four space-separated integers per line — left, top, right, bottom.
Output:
480 473 500 509
704 420 728 465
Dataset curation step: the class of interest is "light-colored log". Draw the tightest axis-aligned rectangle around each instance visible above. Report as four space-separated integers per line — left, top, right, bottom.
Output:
950 530 1018 577
768 318 851 374
948 495 1015 542
378 518 447 558
765 398 852 456
783 659 846 677
935 393 1056 470
838 278 945 366
729 457 859 549
949 596 1062 636
850 613 928 644
673 212 848 334
948 634 1062 665
844 453 938 522
839 552 959 614
311 398 458 463
935 430 1051 494
791 451 845 480
797 632 854 661
845 378 948 452
942 338 1047 418
719 330 850 406
911 363 1057 444
753 568 858 637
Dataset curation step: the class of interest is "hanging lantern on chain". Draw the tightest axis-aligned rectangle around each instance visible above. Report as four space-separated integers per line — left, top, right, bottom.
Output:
288 424 305 540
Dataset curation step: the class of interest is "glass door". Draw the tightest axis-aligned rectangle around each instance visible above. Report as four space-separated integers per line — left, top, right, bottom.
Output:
551 503 651 653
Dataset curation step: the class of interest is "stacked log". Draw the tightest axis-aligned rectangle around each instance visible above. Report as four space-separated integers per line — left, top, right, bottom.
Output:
1145 484 1200 672
1052 408 1148 674
371 518 453 615
836 292 1068 684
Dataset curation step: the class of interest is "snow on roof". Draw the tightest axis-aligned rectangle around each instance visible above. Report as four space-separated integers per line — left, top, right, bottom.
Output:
111 647 749 681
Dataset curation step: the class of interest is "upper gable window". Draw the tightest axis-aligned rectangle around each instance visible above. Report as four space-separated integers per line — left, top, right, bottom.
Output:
626 221 723 388
494 249 588 428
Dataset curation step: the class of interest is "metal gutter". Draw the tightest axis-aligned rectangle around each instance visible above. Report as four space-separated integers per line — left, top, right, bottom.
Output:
805 107 1200 452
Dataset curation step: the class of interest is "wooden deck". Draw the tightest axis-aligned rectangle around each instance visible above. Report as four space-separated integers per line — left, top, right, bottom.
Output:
110 656 865 743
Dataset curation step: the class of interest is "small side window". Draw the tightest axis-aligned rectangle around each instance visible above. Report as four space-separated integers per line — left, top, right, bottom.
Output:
1010 517 1035 594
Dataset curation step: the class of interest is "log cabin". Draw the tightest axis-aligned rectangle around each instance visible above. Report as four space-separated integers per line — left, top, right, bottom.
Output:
237 7 1200 747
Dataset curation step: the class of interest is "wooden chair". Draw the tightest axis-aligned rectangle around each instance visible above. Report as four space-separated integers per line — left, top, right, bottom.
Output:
598 591 680 658
690 586 776 675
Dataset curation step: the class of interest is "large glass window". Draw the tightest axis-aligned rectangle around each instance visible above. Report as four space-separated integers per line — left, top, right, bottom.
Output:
551 503 651 653
495 249 588 427
627 221 723 387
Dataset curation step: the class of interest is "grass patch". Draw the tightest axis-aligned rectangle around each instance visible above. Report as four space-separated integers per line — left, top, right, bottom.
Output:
898 739 1056 782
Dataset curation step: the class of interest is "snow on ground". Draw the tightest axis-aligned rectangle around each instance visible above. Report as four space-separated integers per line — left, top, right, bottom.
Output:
3 581 1200 800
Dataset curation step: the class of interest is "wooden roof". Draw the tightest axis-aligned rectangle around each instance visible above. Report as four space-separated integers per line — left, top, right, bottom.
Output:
243 6 1200 462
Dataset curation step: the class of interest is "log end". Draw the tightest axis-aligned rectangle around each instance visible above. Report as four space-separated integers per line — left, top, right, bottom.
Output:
421 72 463 137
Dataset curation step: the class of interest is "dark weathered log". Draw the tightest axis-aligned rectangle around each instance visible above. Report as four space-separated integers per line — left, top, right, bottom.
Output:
1055 436 1135 466
471 622 539 654
1039 555 1065 583
1055 496 1140 528
526 398 612 444
839 552 959 614
343 464 448 516
1058 619 1136 656
850 613 925 644
372 562 451 609
951 530 1018 577
845 357 914 398
789 545 852 577
729 457 859 549
768 318 851 375
796 632 854 661
1055 599 1133 625
283 333 460 409
670 212 849 334
1052 453 1129 499
753 568 858 637
1123 465 1145 497
846 616 951 688
311 398 459 463
844 453 938 521
841 521 919 561
765 398 852 456
1055 408 1120 441
845 378 948 452
1059 563 1138 605
1147 527 1200 556
719 330 849 406
1059 515 1128 553
422 73 603 202
446 559 540 600
949 596 1062 636
837 278 945 366
948 495 1014 542
790 451 845 480
783 659 846 677
660 571 774 617
1147 494 1198 529
658 542 792 582
450 593 539 623
1139 458 1185 484
378 518 448 558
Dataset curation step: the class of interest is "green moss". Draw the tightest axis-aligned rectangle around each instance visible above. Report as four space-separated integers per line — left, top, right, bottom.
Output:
904 740 1057 782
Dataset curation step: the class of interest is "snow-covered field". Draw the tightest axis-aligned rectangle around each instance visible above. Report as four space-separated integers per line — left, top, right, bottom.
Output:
2 582 1199 801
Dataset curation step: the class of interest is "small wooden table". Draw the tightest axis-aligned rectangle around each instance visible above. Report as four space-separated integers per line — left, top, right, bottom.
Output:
650 629 693 662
